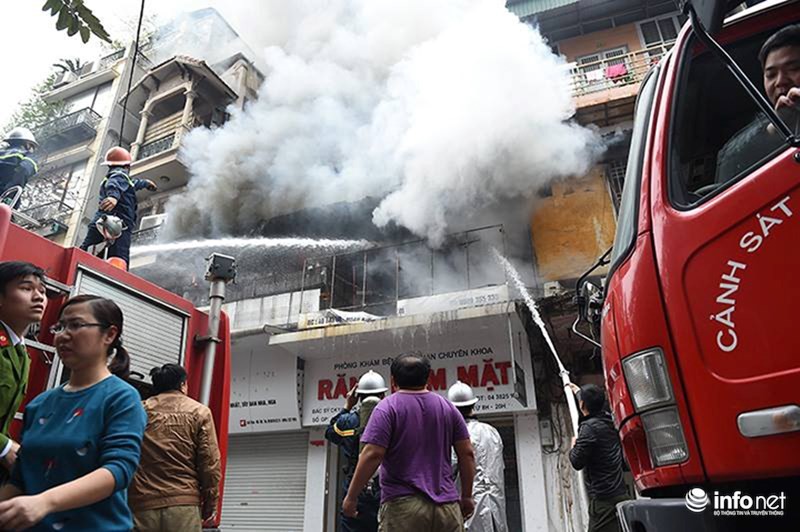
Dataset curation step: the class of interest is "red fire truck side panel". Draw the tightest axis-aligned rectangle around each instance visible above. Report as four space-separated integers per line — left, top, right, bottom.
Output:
649 3 800 484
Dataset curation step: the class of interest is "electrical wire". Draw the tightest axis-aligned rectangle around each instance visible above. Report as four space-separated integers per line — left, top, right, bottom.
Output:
118 0 146 147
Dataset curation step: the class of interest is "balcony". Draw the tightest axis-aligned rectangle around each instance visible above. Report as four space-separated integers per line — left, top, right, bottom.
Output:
569 43 673 125
35 108 102 152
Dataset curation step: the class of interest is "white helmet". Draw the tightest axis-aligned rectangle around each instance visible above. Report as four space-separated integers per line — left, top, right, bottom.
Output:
4 127 38 149
356 370 388 394
448 381 478 407
95 214 126 241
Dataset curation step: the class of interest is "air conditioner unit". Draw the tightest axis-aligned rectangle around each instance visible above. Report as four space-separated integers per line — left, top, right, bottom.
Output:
139 213 167 231
543 281 565 297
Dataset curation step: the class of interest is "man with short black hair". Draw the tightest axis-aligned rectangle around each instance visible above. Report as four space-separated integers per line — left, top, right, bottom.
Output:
569 383 629 532
343 354 477 532
717 24 800 181
0 261 46 478
129 363 221 531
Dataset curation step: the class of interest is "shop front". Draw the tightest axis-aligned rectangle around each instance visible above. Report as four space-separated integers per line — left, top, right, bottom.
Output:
222 300 573 531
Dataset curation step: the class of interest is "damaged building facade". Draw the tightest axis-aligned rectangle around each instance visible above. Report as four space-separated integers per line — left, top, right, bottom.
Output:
189 1 672 529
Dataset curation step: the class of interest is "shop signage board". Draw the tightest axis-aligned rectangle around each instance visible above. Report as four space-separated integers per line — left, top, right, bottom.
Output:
302 311 534 426
396 285 510 316
229 339 302 434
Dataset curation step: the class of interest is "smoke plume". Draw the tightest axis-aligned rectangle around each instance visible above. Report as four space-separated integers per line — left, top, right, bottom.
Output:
164 0 601 244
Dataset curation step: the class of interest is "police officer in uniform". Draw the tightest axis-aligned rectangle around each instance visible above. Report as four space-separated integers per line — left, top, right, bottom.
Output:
0 128 38 207
325 370 387 532
448 381 508 532
0 262 47 483
79 147 156 269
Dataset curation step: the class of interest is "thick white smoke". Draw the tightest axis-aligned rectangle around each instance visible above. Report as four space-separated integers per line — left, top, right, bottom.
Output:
164 0 601 243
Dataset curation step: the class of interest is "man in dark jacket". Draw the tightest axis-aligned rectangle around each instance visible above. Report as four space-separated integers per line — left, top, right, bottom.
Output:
79 147 156 269
324 370 386 532
569 383 630 532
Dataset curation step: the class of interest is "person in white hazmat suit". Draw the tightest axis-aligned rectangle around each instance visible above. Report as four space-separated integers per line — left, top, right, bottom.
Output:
448 381 508 532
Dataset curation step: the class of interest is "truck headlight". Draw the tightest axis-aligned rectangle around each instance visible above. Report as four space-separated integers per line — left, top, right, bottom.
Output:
622 349 673 411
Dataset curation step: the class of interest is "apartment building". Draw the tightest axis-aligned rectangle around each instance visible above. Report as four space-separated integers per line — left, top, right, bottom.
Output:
507 0 685 286
16 45 149 244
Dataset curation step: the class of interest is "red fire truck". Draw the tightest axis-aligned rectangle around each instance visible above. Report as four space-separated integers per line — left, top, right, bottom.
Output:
0 205 232 527
576 0 800 529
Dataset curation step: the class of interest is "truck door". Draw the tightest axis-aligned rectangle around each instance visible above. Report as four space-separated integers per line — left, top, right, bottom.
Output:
651 9 800 482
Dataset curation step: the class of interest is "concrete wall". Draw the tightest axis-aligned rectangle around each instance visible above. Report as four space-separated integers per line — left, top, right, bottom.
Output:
556 22 644 62
530 167 616 283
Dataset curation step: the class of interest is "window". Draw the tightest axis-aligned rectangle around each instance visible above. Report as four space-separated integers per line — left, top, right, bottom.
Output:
91 82 113 117
606 159 628 212
668 29 793 208
610 67 659 266
64 82 114 117
638 14 685 48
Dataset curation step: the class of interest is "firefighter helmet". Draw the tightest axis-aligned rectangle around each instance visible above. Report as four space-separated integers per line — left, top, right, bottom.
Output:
102 147 132 167
448 381 478 407
356 370 388 394
4 127 38 149
95 214 126 241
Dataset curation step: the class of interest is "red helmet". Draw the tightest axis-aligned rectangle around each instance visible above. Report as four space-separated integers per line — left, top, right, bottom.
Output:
103 147 132 167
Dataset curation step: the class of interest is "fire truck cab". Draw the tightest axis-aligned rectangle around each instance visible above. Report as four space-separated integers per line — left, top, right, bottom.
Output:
577 0 800 529
0 205 231 527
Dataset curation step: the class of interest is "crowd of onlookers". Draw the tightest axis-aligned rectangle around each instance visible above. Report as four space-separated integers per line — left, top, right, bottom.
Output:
0 261 220 532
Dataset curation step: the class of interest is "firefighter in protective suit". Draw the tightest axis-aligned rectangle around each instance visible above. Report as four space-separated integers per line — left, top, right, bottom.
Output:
80 147 156 269
324 370 386 532
0 128 38 207
449 381 508 532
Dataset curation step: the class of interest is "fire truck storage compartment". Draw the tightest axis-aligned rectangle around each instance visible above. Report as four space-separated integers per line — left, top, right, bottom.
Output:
69 269 188 380
221 432 309 531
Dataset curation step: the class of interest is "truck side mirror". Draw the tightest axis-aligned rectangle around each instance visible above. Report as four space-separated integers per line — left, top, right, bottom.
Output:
575 280 602 321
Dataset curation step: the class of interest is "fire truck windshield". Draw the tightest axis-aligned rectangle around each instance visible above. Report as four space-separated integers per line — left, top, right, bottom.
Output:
669 22 799 208
610 68 659 267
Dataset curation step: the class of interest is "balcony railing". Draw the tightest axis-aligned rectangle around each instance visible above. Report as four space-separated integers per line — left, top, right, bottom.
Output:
136 51 154 72
138 133 176 160
131 225 161 247
569 42 674 98
12 170 78 234
35 108 102 151
97 49 125 71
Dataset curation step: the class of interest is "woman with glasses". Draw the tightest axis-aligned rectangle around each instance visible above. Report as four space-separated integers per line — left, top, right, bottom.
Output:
0 295 147 531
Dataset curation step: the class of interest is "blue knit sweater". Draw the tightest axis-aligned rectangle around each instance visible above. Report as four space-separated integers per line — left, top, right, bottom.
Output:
11 376 147 531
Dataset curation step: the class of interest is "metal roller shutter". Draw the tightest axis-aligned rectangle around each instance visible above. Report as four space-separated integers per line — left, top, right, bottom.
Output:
221 432 309 531
74 270 187 380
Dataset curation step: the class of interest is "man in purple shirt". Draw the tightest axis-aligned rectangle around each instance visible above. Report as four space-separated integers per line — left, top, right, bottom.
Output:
343 354 476 532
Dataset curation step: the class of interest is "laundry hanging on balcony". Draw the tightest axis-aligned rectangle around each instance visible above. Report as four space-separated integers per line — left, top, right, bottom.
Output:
605 63 629 82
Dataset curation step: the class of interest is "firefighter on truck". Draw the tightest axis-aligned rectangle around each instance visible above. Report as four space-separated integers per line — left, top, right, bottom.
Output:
80 147 157 271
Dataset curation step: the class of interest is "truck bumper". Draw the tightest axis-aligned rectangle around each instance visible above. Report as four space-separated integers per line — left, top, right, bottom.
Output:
617 499 719 532
618 498 796 532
